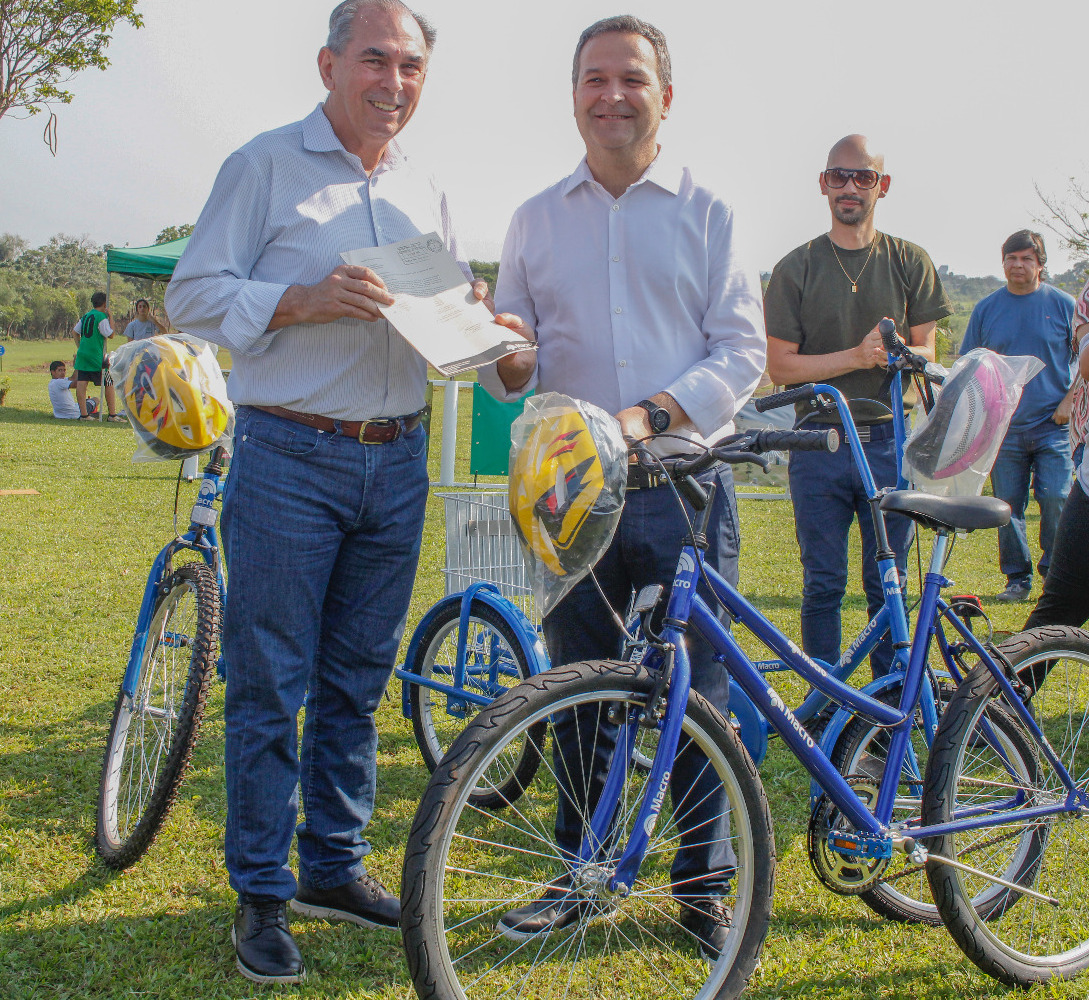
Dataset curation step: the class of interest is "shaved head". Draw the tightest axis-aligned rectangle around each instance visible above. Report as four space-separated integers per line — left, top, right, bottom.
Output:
827 134 884 172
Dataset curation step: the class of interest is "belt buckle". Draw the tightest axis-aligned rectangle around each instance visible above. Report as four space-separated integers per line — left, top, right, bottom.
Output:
856 424 871 443
358 418 399 444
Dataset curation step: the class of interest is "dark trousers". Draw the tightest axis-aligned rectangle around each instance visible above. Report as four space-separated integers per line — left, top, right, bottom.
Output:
543 467 739 900
789 423 914 678
1025 479 1089 630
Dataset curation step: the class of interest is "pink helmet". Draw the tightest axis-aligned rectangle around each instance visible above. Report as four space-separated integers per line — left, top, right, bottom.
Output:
905 352 1009 480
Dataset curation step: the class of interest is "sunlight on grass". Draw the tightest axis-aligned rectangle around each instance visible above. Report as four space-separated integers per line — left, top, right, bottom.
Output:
1 337 1077 999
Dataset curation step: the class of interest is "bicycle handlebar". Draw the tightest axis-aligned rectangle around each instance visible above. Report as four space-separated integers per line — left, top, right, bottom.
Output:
650 428 838 479
754 383 818 413
878 317 899 354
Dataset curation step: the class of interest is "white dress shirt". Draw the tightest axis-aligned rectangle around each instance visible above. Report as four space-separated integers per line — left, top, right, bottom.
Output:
477 153 766 452
165 104 472 421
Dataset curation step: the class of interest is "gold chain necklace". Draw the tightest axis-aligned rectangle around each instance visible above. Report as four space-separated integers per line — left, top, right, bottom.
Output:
830 234 878 293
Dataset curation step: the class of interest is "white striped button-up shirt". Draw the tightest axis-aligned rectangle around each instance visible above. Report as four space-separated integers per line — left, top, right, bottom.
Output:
477 154 766 452
165 103 472 420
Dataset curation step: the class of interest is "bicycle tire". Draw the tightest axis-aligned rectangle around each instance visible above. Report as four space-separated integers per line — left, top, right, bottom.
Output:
408 599 544 809
96 563 220 869
922 626 1089 987
832 683 1026 926
402 659 775 1000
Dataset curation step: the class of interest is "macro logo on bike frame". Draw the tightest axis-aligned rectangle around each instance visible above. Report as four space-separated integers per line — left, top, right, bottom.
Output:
643 769 672 836
768 685 815 748
673 552 696 590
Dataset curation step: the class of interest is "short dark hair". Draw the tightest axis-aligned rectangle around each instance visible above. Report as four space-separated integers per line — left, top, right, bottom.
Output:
91 291 107 308
50 360 66 373
1001 229 1047 267
327 0 436 55
572 16 671 89
135 298 149 309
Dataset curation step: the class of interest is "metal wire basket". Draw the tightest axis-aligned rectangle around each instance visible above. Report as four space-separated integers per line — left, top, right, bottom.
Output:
438 492 538 621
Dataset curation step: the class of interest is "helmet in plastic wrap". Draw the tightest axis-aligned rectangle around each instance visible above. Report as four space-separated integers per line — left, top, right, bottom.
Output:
509 402 622 579
122 336 229 456
904 351 1009 480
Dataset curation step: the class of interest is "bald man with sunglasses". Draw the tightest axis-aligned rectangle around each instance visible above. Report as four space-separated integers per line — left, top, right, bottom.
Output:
763 134 952 685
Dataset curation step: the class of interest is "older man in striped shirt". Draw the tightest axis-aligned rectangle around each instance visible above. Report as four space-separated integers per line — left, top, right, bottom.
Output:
166 0 487 984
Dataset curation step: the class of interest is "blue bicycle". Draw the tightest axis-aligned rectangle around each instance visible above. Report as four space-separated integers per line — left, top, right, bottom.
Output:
400 422 1089 998
96 447 229 869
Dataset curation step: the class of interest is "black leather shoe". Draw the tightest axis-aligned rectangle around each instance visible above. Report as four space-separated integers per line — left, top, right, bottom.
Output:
232 896 305 984
497 880 586 941
678 897 733 961
290 872 400 930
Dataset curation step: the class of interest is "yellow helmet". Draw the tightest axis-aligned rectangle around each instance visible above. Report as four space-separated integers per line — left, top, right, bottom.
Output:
509 405 618 578
122 336 229 456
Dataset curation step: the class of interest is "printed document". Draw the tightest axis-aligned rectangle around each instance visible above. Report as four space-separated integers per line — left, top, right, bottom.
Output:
342 233 537 378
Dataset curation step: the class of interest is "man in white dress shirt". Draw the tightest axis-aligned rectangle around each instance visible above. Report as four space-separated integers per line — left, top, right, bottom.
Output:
478 15 766 960
165 0 488 985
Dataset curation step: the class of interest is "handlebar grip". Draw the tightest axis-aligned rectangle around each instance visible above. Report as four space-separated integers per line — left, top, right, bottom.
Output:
750 428 839 454
754 383 816 413
878 318 899 354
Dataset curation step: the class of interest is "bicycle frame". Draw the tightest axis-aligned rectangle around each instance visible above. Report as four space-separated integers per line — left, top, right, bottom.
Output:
120 462 227 698
597 522 1089 894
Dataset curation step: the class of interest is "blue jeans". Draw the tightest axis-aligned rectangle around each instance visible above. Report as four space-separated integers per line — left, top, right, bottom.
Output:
221 406 429 900
789 424 913 679
989 423 1073 588
543 467 739 899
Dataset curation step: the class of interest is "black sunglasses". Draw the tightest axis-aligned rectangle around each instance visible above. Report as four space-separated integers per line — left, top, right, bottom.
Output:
823 168 883 190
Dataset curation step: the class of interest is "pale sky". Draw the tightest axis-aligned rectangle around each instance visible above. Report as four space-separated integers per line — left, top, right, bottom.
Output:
1 0 1087 279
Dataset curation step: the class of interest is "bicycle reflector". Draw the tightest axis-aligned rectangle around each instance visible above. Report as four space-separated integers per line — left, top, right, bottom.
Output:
122 336 230 457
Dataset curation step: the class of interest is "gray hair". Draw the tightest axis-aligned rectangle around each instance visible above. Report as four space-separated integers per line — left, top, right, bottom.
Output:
571 15 671 89
327 0 436 56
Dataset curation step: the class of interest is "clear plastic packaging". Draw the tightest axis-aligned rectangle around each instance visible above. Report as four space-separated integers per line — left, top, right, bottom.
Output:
903 348 1044 497
508 392 627 616
108 334 234 463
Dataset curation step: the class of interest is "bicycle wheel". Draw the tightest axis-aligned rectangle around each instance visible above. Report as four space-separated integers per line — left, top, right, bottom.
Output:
832 683 1024 926
402 659 774 1000
96 563 220 869
409 599 544 809
923 626 1089 987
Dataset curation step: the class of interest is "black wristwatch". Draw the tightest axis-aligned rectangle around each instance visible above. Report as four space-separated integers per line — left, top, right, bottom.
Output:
635 399 671 434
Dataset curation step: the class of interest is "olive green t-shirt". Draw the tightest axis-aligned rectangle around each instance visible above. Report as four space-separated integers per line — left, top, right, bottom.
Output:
763 233 952 423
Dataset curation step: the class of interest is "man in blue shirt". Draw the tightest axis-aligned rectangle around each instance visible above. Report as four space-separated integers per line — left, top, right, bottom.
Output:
960 230 1076 603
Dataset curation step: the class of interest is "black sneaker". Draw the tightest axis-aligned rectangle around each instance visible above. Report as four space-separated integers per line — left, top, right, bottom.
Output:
290 872 400 930
232 896 305 984
497 880 587 941
678 897 732 961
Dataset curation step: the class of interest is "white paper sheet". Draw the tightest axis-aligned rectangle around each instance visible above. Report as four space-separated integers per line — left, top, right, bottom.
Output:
342 233 537 378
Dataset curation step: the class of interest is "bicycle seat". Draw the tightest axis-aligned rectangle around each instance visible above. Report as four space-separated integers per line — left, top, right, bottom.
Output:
879 490 1011 532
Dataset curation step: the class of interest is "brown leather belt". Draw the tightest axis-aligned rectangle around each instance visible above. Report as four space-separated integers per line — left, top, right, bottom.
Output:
254 405 423 444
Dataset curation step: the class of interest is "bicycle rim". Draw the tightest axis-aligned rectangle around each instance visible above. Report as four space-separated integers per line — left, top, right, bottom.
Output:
924 628 1089 984
403 661 773 1000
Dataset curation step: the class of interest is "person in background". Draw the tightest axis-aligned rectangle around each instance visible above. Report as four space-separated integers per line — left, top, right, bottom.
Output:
960 230 1076 603
764 135 951 679
48 360 85 419
1023 276 1089 629
72 291 124 421
123 299 169 341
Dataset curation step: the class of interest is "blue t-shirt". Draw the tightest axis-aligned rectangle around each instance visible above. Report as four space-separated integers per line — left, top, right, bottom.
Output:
124 319 157 341
960 284 1075 430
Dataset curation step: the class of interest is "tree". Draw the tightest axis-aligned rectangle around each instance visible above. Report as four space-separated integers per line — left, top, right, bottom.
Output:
13 232 104 288
0 1 142 122
1035 175 1089 262
154 223 194 244
0 232 28 264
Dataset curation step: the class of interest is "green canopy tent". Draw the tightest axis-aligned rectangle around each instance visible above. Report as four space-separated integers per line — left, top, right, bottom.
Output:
105 236 190 283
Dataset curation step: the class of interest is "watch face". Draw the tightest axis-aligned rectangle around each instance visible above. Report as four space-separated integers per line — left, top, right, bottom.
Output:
650 407 670 433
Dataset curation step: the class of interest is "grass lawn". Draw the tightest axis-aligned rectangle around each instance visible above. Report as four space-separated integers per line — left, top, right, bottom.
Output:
0 337 1077 1000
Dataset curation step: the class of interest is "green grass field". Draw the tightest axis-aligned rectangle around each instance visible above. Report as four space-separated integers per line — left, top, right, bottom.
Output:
0 338 1078 1000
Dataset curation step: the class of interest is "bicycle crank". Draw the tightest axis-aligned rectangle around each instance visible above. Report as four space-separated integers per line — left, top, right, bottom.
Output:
807 777 892 895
